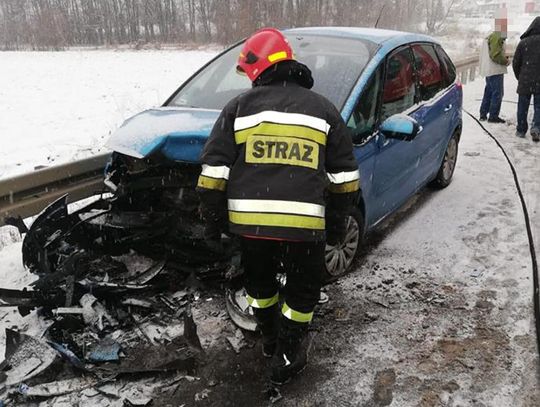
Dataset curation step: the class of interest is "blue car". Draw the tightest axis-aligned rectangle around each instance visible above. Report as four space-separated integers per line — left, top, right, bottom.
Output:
106 27 463 279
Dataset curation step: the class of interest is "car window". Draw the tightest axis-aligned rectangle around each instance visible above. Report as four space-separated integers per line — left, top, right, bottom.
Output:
412 44 445 101
168 35 376 111
435 45 457 87
347 65 383 143
381 47 416 121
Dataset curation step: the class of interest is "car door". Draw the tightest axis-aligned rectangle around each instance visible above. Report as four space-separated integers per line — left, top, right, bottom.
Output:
410 43 455 182
369 45 421 224
346 65 384 228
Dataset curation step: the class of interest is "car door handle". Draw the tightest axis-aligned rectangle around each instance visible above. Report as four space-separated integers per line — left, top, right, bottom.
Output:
444 104 453 112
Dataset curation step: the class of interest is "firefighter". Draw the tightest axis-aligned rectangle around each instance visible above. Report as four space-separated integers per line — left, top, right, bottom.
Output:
197 28 360 385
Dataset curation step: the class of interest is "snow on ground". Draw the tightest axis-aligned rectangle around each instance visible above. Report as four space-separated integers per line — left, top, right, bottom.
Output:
463 69 540 274
0 49 217 180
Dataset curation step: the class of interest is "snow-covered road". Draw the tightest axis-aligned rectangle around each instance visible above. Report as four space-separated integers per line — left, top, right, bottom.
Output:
0 52 539 405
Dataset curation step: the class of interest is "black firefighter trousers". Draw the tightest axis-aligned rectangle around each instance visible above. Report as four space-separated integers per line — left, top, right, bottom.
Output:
241 237 324 323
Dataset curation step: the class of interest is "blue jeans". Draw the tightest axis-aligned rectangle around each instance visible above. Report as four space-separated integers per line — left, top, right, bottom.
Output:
517 93 540 134
480 74 504 119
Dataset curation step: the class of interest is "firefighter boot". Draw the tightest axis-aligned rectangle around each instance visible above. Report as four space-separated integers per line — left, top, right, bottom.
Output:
270 318 309 385
254 305 279 358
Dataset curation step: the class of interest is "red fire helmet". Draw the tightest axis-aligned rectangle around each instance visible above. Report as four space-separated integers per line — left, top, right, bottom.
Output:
236 28 294 82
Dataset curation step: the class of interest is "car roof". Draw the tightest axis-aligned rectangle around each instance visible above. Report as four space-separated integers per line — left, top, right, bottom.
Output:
284 26 438 52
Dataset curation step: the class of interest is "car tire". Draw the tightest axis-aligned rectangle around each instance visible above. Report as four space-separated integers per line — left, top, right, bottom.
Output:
324 208 364 282
429 132 459 189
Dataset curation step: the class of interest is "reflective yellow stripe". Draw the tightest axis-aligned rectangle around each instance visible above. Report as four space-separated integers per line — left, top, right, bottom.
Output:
197 175 227 191
268 51 288 63
282 303 313 323
235 122 327 145
201 164 230 180
228 199 325 218
247 293 279 309
229 211 325 230
328 180 360 194
327 169 360 184
234 111 330 134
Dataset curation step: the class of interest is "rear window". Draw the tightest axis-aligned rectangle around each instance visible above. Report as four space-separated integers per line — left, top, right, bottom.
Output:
169 35 376 111
435 45 457 87
412 44 445 101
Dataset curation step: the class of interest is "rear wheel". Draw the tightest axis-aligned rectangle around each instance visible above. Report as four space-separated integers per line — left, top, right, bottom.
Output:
324 208 364 281
429 132 459 189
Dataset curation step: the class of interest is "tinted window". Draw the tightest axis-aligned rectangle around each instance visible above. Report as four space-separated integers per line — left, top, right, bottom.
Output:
169 35 376 110
381 47 416 120
412 44 444 101
347 65 383 142
435 45 457 87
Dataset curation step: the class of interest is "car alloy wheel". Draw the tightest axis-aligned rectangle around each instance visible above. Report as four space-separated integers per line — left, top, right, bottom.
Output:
325 215 360 278
442 136 458 182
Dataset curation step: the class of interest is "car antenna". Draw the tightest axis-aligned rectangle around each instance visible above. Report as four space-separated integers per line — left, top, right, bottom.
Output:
375 5 386 28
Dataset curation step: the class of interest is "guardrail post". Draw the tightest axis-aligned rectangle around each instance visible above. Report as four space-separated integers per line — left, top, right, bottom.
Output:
460 70 468 85
469 66 476 83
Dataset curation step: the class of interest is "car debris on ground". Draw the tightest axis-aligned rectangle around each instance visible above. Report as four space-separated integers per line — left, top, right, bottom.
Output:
0 162 250 404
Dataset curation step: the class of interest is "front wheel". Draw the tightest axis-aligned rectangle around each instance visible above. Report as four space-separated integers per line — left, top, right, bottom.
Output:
429 132 459 189
324 208 364 281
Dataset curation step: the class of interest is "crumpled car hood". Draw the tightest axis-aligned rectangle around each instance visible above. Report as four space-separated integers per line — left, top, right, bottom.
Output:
106 107 220 162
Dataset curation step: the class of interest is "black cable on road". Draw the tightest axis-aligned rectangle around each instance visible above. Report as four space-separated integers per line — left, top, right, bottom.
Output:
465 109 540 355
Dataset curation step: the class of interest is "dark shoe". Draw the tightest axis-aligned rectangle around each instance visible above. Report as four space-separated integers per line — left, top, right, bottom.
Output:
487 117 506 124
270 319 310 385
516 131 526 138
254 305 279 358
479 115 487 121
531 128 540 142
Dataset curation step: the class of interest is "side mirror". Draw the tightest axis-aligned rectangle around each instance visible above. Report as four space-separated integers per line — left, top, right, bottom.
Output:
379 114 421 141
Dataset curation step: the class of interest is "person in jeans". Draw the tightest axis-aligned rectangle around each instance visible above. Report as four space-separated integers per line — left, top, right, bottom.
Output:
513 17 540 141
479 10 510 123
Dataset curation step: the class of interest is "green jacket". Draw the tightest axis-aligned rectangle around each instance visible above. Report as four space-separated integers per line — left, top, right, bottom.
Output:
487 32 507 66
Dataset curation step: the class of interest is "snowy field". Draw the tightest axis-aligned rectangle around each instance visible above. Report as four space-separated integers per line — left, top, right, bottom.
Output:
0 49 217 179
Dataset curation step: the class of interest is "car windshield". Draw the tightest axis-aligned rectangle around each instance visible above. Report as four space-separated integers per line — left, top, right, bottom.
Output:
168 34 376 111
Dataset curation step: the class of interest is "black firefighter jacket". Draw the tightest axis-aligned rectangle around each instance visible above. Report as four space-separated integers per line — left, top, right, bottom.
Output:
513 17 540 95
196 63 360 242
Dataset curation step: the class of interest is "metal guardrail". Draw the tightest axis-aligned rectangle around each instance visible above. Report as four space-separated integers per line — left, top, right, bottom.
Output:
455 55 481 84
454 52 514 84
0 153 110 226
0 53 494 227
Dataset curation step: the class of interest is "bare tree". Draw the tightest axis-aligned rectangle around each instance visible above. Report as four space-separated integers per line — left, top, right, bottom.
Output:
0 0 446 50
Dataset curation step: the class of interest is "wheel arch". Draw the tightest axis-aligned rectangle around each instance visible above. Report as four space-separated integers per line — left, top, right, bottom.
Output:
355 190 368 236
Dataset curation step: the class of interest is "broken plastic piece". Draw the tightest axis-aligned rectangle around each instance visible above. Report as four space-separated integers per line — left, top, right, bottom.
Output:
47 342 85 369
129 259 166 285
52 307 84 315
0 329 57 387
80 293 118 331
121 298 153 308
225 288 257 332
123 396 153 406
17 377 98 398
95 333 201 376
88 340 122 363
